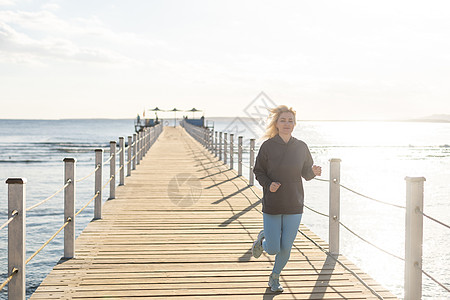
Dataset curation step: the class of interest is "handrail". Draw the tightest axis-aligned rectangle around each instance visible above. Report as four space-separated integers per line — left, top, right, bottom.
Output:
26 218 71 264
0 268 18 291
418 209 450 230
76 164 100 183
75 192 99 217
26 180 71 212
104 153 114 164
0 210 18 231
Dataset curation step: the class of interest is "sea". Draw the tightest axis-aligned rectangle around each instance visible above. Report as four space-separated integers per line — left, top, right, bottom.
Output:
0 118 449 299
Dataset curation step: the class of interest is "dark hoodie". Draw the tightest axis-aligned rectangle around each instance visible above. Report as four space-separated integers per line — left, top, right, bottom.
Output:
253 134 315 214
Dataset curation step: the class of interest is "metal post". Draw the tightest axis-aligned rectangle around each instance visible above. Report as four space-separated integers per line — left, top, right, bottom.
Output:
109 141 116 199
132 134 137 170
127 136 132 177
224 133 228 164
147 127 155 151
94 149 103 220
329 158 341 256
63 158 76 259
219 132 223 161
7 178 26 300
230 134 234 170
238 136 243 176
214 131 218 157
405 176 425 300
136 132 141 165
119 137 125 186
249 139 255 186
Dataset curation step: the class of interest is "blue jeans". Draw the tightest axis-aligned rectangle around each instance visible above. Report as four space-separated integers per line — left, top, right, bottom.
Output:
262 213 302 275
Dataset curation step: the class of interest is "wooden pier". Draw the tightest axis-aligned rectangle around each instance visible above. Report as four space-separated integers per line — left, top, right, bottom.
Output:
30 127 397 299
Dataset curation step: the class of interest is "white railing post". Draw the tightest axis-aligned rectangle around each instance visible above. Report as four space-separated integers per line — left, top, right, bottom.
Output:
214 131 218 157
63 158 76 259
219 132 223 161
109 141 116 199
94 149 103 220
119 137 125 186
405 176 425 300
6 178 26 300
329 158 341 256
132 134 137 170
249 139 255 186
238 136 243 176
230 134 234 169
136 132 141 165
127 136 132 177
224 133 228 164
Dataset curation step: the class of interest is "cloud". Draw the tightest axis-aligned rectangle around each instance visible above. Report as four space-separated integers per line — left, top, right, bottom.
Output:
0 21 135 65
0 0 16 6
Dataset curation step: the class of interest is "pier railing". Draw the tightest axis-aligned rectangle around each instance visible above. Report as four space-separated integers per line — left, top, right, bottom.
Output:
1 124 163 299
181 120 450 300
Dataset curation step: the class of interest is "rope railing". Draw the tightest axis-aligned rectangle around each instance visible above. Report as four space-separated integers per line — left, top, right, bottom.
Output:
102 175 114 191
116 148 123 155
0 268 18 291
337 181 406 209
25 218 71 264
75 164 100 183
0 210 18 231
26 180 71 212
75 192 99 217
420 267 450 293
418 209 450 230
104 153 114 164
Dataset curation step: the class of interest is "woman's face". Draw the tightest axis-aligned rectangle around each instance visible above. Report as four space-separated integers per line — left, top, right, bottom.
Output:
276 111 295 135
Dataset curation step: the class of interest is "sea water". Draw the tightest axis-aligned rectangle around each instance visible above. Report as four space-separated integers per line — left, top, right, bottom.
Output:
0 118 449 299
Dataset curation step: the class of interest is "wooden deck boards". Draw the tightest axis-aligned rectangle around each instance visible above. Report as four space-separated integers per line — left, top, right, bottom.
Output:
30 127 397 299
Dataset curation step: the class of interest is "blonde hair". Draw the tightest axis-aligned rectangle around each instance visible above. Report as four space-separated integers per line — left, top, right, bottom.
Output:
263 105 296 139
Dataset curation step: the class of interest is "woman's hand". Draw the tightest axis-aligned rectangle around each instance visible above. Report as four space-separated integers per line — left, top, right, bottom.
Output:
312 165 322 176
269 182 281 192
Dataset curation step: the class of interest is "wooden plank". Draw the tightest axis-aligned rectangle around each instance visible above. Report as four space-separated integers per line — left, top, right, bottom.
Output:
30 127 398 299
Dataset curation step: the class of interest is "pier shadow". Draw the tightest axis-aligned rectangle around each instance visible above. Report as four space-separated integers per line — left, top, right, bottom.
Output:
238 248 253 262
211 185 250 204
263 287 283 299
205 175 240 189
308 255 339 299
219 198 262 227
199 168 233 179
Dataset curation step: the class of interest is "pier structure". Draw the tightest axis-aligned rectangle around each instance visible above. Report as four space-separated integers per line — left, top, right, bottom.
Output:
2 121 448 299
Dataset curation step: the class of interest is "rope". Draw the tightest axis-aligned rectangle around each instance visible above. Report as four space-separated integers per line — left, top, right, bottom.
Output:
75 164 100 183
118 165 124 172
102 176 114 191
116 148 123 155
338 220 405 261
0 210 18 231
26 180 71 212
75 192 99 217
420 266 450 293
337 182 406 209
313 177 330 183
419 210 450 230
0 268 18 291
26 218 71 264
304 204 329 218
104 153 114 164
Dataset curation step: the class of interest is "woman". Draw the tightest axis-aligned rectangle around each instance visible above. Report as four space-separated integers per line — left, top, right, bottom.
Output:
252 105 321 292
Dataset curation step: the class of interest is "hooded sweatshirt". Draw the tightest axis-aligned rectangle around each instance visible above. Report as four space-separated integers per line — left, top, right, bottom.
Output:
253 134 315 214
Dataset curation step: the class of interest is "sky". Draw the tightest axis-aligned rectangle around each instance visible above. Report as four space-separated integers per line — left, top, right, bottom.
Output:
0 0 449 120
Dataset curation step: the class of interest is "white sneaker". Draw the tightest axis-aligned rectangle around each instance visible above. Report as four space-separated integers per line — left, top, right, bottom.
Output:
251 230 264 258
268 272 283 292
